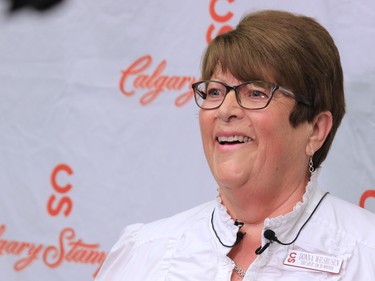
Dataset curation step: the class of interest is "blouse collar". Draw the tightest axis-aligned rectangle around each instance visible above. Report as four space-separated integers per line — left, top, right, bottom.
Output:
211 170 325 251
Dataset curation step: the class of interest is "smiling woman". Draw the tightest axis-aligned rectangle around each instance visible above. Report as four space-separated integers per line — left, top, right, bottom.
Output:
96 10 375 281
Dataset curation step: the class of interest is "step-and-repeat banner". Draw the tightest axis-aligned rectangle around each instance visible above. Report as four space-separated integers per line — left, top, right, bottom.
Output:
1 0 374 280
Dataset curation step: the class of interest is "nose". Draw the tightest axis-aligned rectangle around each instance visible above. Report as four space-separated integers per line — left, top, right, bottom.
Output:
215 90 244 122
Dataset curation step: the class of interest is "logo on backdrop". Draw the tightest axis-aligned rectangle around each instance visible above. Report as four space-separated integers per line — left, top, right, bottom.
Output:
47 164 74 217
119 55 198 107
118 0 236 107
0 164 106 278
0 225 105 277
206 0 235 43
359 190 375 209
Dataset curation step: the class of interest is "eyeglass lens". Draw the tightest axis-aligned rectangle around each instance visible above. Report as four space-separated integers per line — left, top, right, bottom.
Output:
194 81 274 109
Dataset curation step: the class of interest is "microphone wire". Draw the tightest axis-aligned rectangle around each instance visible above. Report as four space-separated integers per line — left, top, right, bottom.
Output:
210 191 329 252
211 209 245 248
255 191 329 254
272 191 329 245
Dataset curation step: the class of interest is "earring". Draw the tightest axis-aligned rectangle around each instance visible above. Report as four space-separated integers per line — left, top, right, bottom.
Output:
309 155 315 173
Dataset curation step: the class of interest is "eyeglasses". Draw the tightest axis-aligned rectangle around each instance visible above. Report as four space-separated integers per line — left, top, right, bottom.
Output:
192 80 312 110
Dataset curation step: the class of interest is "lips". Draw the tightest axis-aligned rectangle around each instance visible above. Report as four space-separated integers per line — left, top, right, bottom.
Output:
217 135 253 145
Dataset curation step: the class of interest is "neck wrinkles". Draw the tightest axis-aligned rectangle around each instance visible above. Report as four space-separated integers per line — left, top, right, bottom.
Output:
218 171 311 225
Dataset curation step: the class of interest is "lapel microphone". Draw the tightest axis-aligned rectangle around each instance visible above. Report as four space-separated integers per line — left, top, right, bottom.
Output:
255 192 329 255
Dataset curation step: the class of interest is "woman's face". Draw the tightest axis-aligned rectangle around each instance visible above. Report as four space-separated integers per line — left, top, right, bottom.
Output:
199 70 312 190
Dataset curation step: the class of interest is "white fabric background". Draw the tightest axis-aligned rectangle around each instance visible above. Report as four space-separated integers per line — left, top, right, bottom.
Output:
0 0 374 280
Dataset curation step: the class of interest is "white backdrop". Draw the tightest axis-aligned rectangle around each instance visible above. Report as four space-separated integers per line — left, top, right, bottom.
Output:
0 0 374 280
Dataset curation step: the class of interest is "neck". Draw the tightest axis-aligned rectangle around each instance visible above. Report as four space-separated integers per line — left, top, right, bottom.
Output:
219 172 310 225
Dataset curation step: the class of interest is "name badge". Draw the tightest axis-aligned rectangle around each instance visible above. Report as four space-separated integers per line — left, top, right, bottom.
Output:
283 250 343 274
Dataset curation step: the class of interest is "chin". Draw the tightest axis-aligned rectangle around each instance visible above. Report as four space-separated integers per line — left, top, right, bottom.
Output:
214 171 249 190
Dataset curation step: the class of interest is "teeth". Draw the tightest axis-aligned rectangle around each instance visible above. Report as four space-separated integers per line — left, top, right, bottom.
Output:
217 136 252 144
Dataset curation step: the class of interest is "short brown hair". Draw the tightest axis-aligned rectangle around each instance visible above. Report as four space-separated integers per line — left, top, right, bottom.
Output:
201 10 345 169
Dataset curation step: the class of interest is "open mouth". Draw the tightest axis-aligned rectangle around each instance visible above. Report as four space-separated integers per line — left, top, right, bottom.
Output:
217 135 253 145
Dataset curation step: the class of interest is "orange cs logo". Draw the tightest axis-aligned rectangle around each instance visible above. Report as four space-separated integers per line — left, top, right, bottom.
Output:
206 0 235 43
46 164 74 217
359 190 375 210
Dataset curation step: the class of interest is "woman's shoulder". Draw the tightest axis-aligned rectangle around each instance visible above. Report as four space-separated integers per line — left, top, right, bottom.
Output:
320 193 375 247
325 194 375 223
96 200 217 281
124 200 216 245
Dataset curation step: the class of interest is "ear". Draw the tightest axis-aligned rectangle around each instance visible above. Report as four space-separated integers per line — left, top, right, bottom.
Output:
306 111 333 155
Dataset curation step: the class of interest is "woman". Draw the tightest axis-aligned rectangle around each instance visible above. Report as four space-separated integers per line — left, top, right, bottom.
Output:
96 10 375 280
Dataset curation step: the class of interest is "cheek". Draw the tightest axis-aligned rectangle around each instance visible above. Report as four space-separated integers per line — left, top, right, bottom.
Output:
199 110 214 150
253 112 295 152
256 114 308 161
253 111 285 136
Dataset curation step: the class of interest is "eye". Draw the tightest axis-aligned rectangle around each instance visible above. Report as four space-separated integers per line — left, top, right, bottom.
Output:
241 88 269 100
207 87 225 99
249 90 269 99
239 82 271 100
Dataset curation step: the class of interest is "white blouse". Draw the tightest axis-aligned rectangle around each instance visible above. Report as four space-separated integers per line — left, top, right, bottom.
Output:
96 172 375 280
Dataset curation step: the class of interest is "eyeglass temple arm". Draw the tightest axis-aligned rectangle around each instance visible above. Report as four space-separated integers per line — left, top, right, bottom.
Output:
278 86 312 106
196 89 207 99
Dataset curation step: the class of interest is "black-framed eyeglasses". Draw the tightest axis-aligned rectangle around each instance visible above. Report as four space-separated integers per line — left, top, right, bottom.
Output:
191 80 312 110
